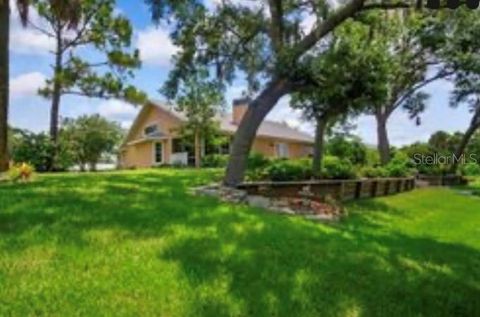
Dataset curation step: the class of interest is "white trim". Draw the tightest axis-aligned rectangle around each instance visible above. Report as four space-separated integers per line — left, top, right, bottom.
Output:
152 141 164 165
127 136 169 146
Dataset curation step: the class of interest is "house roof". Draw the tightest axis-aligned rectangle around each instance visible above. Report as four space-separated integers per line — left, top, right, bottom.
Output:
146 100 314 144
218 115 314 143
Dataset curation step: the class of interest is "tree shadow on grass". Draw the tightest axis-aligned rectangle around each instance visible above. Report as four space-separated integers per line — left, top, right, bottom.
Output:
0 171 479 316
0 170 220 252
159 199 480 316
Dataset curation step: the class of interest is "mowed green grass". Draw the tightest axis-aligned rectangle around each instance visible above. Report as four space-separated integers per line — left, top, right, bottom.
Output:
0 169 479 317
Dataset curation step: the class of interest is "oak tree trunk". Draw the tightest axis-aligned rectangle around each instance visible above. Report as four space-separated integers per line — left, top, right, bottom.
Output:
224 79 291 186
312 116 327 179
376 111 391 165
89 162 97 172
450 108 480 173
194 130 201 168
0 0 9 172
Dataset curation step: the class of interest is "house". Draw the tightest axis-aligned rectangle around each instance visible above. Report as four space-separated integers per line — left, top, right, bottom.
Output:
119 98 314 168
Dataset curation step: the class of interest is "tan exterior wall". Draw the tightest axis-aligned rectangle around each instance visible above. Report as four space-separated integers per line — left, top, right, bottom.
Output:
251 137 312 159
120 104 314 168
121 142 153 168
288 142 312 159
252 138 275 157
130 104 182 141
120 103 183 168
120 140 171 168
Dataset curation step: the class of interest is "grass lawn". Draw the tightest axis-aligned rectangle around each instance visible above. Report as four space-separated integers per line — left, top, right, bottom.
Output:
0 169 479 317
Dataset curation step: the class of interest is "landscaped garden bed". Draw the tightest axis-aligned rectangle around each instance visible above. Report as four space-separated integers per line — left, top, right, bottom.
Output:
195 184 344 221
195 177 415 221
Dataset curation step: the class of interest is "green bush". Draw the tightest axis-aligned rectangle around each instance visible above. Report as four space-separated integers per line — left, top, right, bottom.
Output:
202 154 229 168
417 164 448 176
360 166 388 178
461 162 480 176
326 135 368 165
247 152 270 171
385 152 413 177
11 129 73 171
264 159 312 181
322 156 356 179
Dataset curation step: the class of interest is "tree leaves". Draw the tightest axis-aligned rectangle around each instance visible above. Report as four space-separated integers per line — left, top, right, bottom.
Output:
34 0 145 106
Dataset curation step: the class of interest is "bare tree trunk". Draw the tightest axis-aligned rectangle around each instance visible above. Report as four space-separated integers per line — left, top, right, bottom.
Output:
48 28 63 171
375 110 391 165
312 116 327 179
0 1 9 172
450 108 480 173
224 79 291 186
194 130 201 168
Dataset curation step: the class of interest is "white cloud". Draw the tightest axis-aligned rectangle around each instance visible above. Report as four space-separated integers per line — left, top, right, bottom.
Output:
98 99 138 118
97 99 139 128
136 27 179 66
267 96 314 134
10 72 46 98
9 0 55 55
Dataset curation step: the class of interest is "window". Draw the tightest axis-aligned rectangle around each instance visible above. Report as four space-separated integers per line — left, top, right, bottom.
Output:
144 124 159 136
219 142 231 155
154 142 163 164
304 145 314 156
275 143 289 158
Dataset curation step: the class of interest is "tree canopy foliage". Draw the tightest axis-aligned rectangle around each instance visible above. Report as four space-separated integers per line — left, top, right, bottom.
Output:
28 0 144 170
61 114 123 171
145 0 421 185
173 70 224 168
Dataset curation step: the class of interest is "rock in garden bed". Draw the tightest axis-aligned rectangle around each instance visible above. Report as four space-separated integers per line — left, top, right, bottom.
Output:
193 184 343 222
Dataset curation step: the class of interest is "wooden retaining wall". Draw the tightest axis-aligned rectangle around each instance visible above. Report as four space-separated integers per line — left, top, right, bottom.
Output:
238 177 416 202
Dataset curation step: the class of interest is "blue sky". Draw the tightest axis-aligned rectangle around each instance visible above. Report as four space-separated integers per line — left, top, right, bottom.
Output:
8 0 472 146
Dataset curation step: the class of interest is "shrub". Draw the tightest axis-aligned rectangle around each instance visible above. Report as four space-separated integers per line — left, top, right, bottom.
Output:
245 153 271 181
8 163 35 182
322 156 356 179
360 166 389 178
326 135 368 165
461 162 480 176
247 152 270 171
264 158 312 181
202 154 228 168
385 152 413 177
11 129 73 171
418 164 448 176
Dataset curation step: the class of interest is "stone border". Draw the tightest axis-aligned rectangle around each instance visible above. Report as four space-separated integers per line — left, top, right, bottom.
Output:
193 185 343 222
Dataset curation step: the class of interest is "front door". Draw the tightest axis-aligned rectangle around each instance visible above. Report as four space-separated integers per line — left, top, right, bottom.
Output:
154 142 163 165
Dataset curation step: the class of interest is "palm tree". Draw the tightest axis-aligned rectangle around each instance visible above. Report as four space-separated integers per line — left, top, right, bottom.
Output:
0 0 29 172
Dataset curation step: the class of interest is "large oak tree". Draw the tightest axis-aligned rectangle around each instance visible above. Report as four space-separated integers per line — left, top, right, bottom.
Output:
291 15 390 177
146 0 416 186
